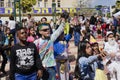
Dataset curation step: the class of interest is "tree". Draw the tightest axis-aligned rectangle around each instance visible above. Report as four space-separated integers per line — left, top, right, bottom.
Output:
116 1 120 9
112 1 120 14
16 0 37 13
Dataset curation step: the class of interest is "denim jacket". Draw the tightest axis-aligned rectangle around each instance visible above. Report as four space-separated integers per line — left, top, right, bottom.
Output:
79 55 104 80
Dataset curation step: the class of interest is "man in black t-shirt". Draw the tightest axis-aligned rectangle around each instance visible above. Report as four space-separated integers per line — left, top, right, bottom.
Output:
9 27 43 80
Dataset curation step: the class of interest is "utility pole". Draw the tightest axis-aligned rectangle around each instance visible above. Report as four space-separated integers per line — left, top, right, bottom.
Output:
18 0 21 23
52 3 56 29
14 0 16 21
14 0 21 22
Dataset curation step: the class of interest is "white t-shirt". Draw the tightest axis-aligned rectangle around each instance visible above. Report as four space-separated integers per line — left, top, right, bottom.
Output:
103 42 120 64
8 20 16 30
104 42 119 54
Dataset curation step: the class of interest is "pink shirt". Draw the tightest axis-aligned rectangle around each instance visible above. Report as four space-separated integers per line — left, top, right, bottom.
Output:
27 36 35 42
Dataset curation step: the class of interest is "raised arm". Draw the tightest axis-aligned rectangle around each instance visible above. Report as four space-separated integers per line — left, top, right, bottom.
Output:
51 19 65 42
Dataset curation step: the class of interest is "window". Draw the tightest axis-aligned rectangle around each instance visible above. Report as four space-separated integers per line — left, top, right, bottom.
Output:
45 0 48 2
8 0 11 7
57 0 60 7
5 0 14 7
38 0 43 7
44 0 48 8
52 0 55 2
0 0 4 7
11 2 14 7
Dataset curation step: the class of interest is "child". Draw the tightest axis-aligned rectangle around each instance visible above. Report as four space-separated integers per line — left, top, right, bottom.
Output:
77 41 106 80
27 27 38 42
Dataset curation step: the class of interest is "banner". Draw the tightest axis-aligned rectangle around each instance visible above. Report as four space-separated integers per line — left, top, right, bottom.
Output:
0 8 80 14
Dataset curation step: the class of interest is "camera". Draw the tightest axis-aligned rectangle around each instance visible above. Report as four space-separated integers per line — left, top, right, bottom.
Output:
61 11 69 19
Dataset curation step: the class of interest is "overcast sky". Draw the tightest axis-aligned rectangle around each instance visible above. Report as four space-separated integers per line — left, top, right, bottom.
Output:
91 0 116 7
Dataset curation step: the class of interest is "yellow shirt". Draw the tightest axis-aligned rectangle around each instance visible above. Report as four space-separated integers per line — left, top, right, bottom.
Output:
64 22 70 35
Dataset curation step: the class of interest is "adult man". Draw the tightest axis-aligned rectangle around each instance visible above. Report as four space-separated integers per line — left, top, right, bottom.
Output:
104 31 120 80
34 18 65 80
40 17 53 34
9 27 43 80
27 14 34 28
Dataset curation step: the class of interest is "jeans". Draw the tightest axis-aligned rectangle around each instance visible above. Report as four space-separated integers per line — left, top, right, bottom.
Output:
74 31 80 46
46 67 56 80
15 72 37 80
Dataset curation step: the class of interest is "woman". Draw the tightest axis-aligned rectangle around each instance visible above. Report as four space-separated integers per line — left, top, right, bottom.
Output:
8 15 16 44
27 27 38 42
77 41 106 80
92 42 104 71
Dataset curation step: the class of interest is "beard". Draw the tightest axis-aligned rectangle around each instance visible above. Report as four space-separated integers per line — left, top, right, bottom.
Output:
108 38 116 46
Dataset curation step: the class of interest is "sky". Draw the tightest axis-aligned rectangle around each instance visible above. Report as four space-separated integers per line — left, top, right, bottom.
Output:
91 0 116 7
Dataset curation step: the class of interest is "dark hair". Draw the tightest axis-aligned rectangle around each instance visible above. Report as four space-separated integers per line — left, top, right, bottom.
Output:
91 42 98 47
15 22 22 30
9 15 14 20
16 27 25 32
74 41 90 79
78 41 90 58
28 26 34 36
61 11 69 19
41 17 47 22
27 14 31 17
80 15 85 20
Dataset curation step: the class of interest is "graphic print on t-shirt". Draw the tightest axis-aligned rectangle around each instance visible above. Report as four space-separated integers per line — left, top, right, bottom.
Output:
16 48 35 69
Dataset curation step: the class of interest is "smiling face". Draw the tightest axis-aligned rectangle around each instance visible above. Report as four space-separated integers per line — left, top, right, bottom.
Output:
85 43 92 55
39 25 50 39
92 43 99 55
29 27 35 36
17 28 27 42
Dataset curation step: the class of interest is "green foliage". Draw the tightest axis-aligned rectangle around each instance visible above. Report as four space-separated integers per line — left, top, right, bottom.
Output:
116 1 120 9
16 0 36 13
112 1 120 14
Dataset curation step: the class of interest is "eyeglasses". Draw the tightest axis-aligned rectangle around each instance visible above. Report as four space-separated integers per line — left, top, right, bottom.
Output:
40 28 50 32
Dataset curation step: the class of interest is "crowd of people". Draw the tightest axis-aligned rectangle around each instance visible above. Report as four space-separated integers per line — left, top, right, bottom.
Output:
0 11 120 80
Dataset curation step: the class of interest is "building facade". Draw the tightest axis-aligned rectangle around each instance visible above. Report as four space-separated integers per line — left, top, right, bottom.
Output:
0 0 80 15
0 0 78 8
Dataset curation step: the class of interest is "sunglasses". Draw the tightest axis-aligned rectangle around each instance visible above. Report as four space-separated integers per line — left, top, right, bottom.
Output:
40 28 50 31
